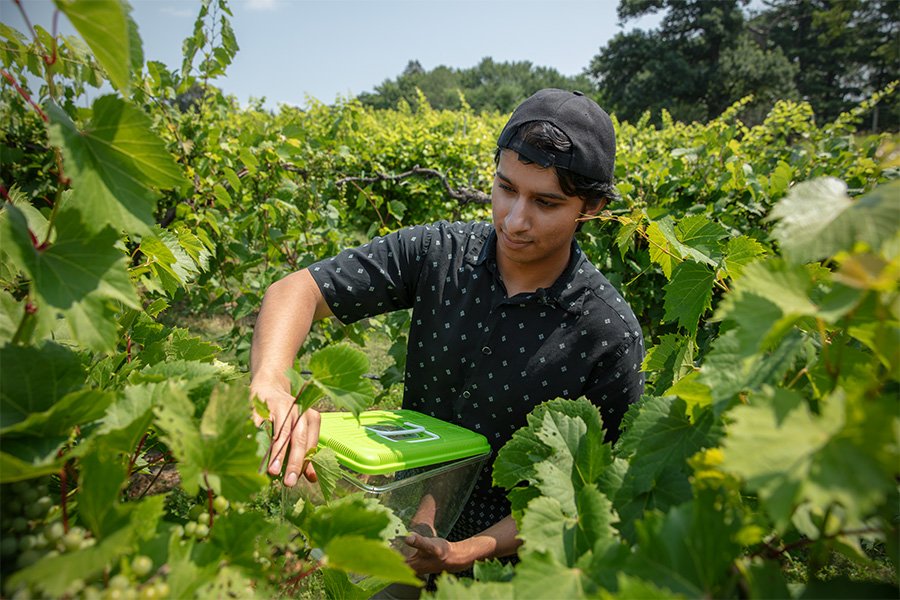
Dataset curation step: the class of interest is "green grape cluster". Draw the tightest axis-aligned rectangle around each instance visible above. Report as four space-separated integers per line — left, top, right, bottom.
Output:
178 496 230 542
76 559 171 600
1 478 99 598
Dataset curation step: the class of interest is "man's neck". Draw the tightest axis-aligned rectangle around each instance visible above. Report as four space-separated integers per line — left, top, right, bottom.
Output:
496 246 571 298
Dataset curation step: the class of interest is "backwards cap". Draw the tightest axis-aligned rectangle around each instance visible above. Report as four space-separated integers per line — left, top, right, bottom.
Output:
497 88 616 184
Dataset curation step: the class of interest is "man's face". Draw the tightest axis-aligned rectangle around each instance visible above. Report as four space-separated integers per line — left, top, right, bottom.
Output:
491 150 595 275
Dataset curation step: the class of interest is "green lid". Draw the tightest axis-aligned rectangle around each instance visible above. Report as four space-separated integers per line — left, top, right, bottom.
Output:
318 410 491 475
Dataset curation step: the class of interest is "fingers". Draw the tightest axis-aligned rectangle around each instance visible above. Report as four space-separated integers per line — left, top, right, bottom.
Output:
267 404 296 478
282 408 321 487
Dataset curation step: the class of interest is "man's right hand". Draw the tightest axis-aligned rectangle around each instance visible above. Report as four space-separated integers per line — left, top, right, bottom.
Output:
251 381 321 486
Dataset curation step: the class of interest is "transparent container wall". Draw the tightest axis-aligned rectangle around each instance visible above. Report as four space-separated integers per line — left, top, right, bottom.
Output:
282 453 489 540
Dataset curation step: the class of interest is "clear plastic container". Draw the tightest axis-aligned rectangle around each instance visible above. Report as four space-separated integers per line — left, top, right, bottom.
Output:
282 410 491 539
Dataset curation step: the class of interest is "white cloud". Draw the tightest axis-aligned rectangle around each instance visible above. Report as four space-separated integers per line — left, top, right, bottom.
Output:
159 6 195 18
246 0 279 11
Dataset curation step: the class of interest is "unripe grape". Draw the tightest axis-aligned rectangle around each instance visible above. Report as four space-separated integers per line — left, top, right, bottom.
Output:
11 587 32 600
20 486 38 504
196 512 210 525
212 496 229 513
18 534 37 551
63 528 85 551
11 517 28 533
187 505 204 520
6 499 23 515
16 549 40 568
131 555 153 578
106 589 124 600
139 586 158 600
83 586 103 600
81 537 97 549
183 522 197 536
155 582 170 597
109 574 130 590
44 521 64 543
193 523 209 539
10 481 28 495
66 579 86 596
0 536 18 557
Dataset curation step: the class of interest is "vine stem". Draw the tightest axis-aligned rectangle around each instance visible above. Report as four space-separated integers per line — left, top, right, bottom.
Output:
128 433 149 474
204 473 215 529
346 179 387 229
59 460 70 533
1 69 48 122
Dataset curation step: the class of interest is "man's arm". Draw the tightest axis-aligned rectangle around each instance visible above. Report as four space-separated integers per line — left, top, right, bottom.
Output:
403 515 522 576
250 268 333 486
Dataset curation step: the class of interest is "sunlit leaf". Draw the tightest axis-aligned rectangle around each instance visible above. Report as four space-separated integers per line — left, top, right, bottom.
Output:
47 96 188 236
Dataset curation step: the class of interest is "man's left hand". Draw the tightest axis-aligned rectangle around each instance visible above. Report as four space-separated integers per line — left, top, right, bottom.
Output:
403 532 470 576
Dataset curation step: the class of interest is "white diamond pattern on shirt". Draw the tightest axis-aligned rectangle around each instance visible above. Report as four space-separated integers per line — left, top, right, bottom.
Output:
306 220 645 539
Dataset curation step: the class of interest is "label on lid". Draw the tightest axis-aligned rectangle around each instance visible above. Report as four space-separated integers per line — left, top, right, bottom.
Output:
318 410 491 475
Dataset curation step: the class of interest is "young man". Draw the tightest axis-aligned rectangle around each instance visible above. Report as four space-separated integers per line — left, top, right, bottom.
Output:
250 89 644 576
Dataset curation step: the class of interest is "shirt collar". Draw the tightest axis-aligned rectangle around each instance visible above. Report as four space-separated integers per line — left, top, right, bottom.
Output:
470 227 588 315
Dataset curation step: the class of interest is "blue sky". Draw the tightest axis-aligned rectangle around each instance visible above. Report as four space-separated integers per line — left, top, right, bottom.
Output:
3 0 661 109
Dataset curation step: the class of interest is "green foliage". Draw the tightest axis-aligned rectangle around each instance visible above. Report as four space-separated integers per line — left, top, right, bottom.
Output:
0 0 897 597
358 57 596 113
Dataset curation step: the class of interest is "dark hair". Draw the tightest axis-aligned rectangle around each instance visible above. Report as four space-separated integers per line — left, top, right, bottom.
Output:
494 120 620 210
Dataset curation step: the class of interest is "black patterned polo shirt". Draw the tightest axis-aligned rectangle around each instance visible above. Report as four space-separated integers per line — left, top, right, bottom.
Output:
308 220 645 541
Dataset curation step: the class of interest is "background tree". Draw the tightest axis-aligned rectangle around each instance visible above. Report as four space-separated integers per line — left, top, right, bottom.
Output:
588 0 798 124
357 57 596 112
751 0 900 130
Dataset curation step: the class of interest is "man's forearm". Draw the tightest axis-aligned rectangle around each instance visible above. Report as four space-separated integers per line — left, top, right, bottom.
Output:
456 515 521 566
250 269 331 386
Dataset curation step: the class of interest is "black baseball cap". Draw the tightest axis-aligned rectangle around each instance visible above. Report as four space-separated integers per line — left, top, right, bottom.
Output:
497 89 616 184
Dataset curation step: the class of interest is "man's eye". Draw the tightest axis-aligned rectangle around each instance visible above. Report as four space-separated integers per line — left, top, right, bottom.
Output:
535 198 557 208
498 183 515 193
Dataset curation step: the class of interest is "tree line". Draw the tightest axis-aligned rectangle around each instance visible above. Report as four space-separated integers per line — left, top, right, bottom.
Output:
358 0 899 129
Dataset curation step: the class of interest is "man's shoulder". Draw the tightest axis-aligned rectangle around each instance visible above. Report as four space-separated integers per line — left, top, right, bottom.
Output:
577 258 642 335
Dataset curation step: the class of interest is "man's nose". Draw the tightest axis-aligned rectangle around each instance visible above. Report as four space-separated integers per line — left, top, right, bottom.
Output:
505 197 530 232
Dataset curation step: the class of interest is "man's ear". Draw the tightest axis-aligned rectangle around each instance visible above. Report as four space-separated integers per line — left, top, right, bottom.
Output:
583 197 609 217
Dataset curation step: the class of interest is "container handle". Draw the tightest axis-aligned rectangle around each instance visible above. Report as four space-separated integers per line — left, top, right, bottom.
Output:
365 422 440 443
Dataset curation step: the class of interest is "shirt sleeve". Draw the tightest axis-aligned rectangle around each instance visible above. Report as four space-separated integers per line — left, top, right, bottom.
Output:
584 332 645 443
308 224 432 324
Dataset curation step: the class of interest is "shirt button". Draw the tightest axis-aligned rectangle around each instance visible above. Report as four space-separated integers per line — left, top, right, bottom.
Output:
462 390 471 399
482 346 492 355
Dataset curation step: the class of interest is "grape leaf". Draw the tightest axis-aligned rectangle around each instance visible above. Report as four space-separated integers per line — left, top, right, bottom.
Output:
720 387 898 529
493 398 610 504
676 214 727 267
47 96 188 236
767 178 900 264
54 0 135 93
208 511 278 569
662 262 715 336
722 236 766 280
154 384 268 502
626 489 743 597
0 449 65 483
322 568 391 600
297 344 376 415
0 341 86 429
310 446 342 502
642 333 696 393
1 389 114 437
324 536 421 587
1 205 140 351
519 485 618 567
512 551 597 599
646 219 683 279
306 495 395 548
